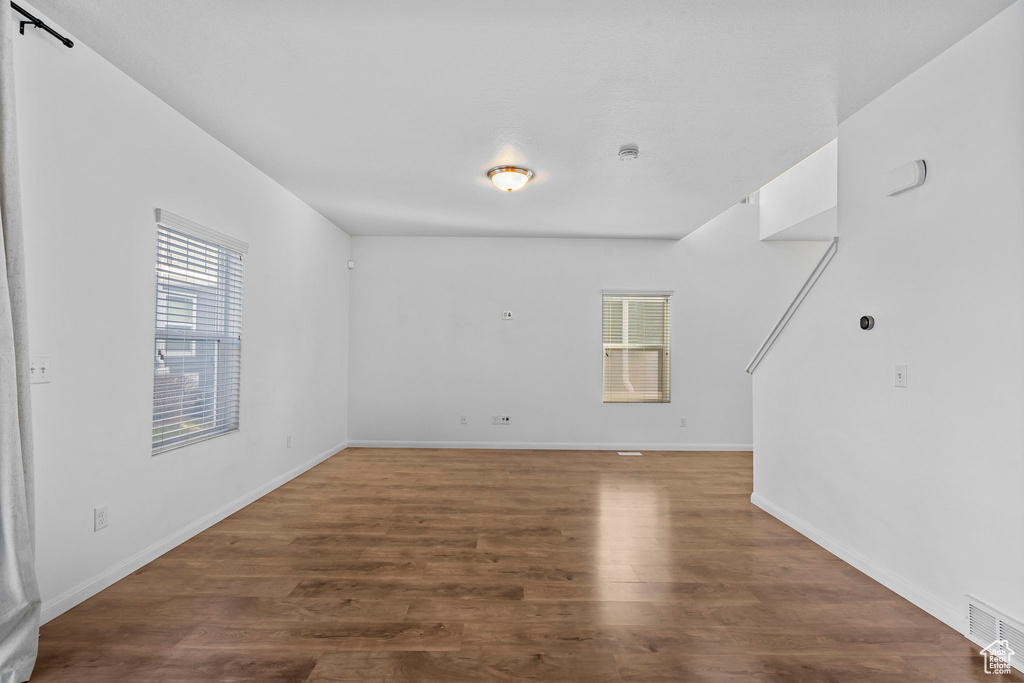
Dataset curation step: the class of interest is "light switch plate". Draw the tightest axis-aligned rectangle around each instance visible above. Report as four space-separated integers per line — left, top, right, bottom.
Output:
502 311 513 320
895 364 908 388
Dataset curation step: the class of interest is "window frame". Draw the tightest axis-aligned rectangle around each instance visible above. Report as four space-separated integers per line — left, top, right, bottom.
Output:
151 209 249 455
601 290 672 404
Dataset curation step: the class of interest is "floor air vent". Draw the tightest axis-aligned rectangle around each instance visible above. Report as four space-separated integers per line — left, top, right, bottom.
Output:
967 596 1024 673
617 451 642 456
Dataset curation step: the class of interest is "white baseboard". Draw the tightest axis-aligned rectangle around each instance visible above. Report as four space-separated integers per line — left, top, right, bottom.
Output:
750 492 965 634
347 440 753 452
40 440 348 624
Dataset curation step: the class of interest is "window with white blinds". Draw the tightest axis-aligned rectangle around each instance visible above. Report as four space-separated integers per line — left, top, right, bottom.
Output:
152 210 247 454
602 292 671 403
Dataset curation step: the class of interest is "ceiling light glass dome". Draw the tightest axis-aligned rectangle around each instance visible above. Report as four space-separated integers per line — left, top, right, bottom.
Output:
487 166 534 192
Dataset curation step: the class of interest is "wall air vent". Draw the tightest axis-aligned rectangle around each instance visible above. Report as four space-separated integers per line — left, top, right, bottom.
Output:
969 601 998 645
967 596 1024 673
1000 621 1024 671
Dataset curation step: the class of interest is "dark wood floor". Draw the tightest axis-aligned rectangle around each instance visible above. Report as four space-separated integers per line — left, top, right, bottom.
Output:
33 448 1020 682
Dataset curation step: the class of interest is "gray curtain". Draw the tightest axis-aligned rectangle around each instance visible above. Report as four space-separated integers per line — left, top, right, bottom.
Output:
0 5 40 682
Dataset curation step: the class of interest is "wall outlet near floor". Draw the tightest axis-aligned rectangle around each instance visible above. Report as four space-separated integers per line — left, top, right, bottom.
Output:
30 357 51 384
492 415 511 425
94 505 108 531
679 417 687 427
895 364 908 388
286 435 292 448
460 414 468 425
502 310 514 320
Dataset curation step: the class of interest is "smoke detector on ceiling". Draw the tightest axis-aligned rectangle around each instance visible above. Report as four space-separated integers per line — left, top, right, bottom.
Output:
618 145 639 161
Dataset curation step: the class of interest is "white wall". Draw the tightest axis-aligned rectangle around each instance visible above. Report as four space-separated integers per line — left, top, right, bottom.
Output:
13 6 351 619
753 1 1024 631
349 207 824 449
759 139 837 241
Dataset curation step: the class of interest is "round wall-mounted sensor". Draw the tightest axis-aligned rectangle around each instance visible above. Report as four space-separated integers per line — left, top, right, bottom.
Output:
619 145 639 161
860 315 874 330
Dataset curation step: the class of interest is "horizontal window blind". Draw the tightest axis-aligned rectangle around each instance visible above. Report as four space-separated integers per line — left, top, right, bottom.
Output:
152 217 246 454
602 293 670 403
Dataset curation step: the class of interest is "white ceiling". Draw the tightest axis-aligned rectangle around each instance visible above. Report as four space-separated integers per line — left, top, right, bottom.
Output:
30 0 1013 239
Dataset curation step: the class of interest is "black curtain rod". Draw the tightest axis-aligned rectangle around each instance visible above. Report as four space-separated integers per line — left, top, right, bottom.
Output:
11 2 73 48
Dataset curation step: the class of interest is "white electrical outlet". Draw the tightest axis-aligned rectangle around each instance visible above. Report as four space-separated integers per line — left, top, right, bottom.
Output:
30 357 51 384
460 415 468 425
94 505 108 531
286 435 292 448
492 415 511 425
680 417 687 427
895 364 908 388
502 311 513 320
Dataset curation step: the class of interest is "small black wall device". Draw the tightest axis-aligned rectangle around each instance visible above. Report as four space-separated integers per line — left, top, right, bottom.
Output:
860 315 875 330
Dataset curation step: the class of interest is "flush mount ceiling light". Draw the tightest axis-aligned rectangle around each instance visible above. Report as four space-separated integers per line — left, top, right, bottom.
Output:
487 166 534 192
